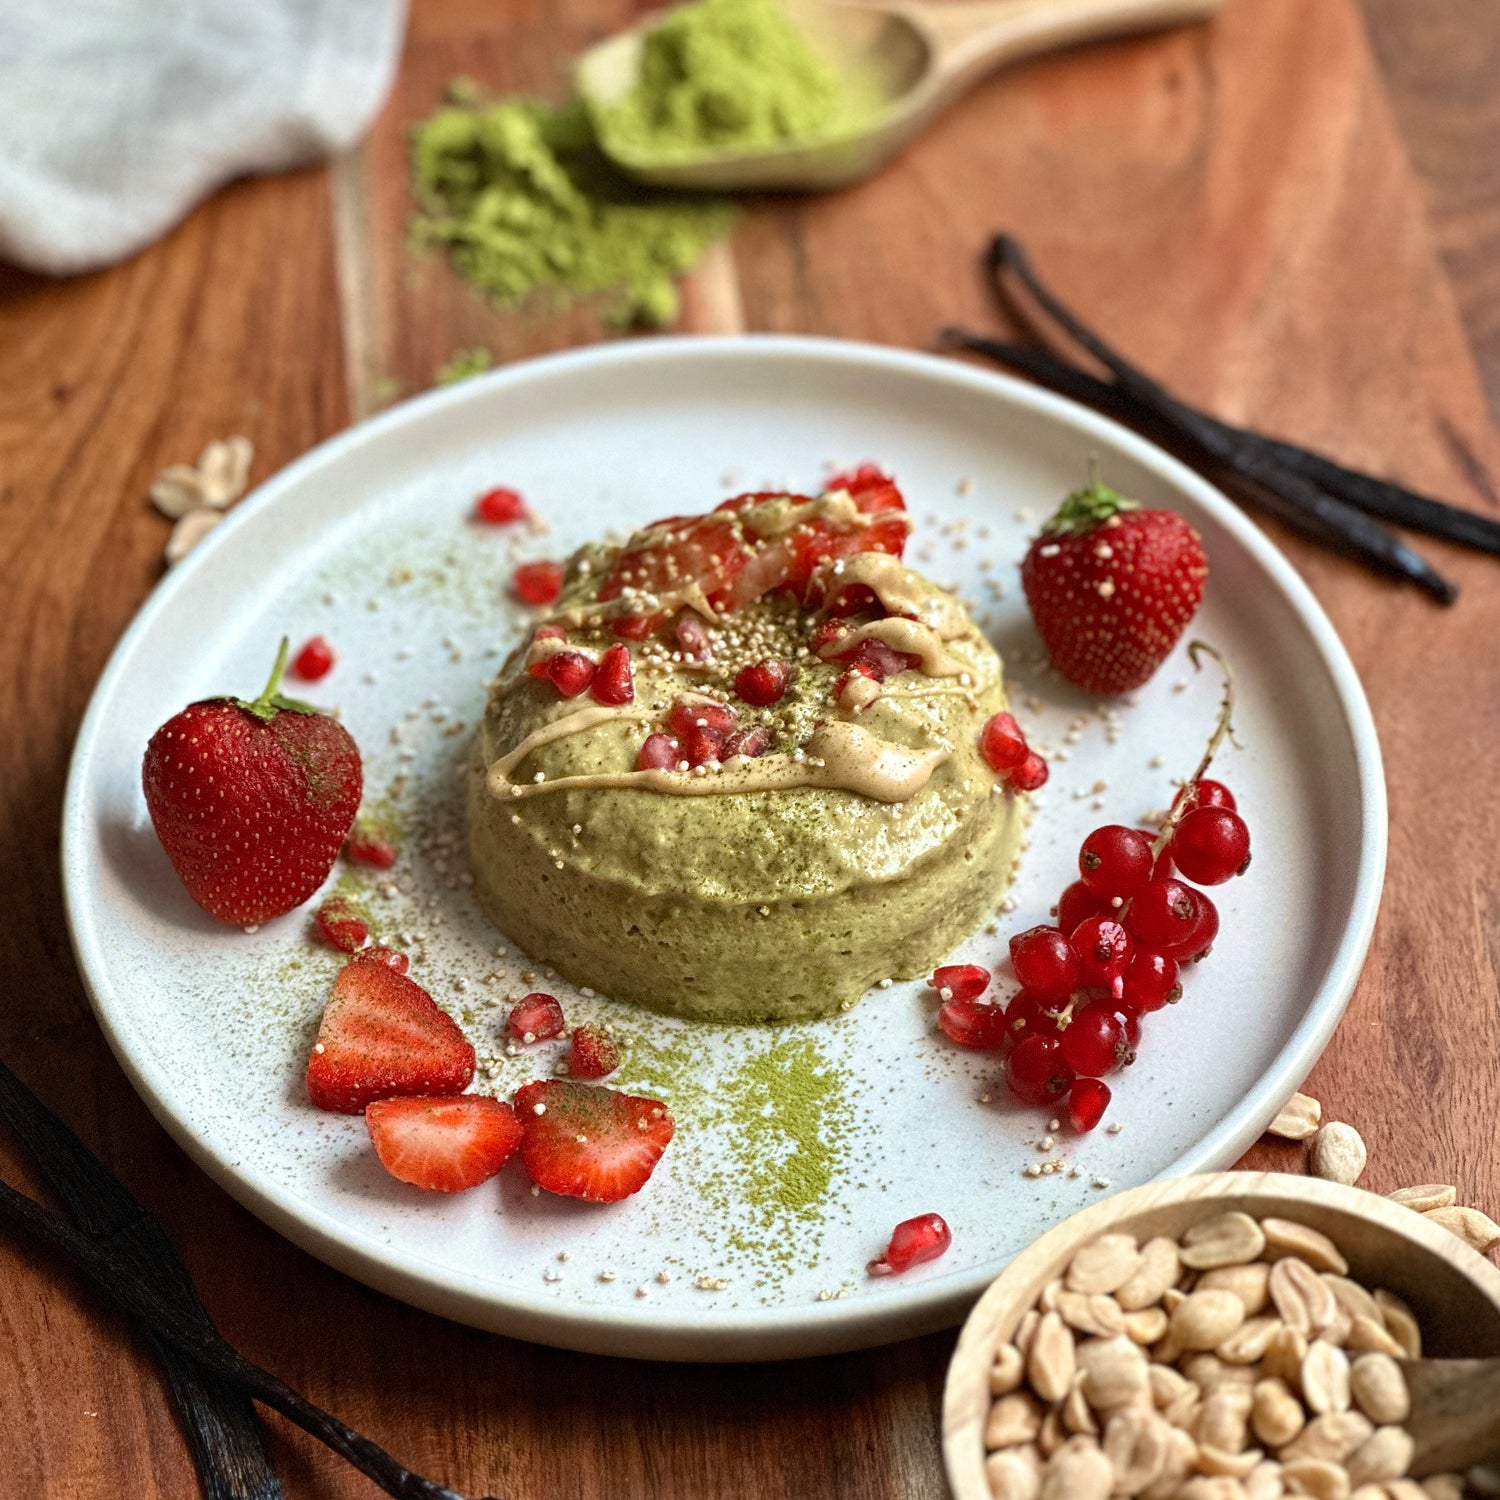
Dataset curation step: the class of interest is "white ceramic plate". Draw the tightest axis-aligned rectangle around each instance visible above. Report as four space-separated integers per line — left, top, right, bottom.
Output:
63 337 1385 1361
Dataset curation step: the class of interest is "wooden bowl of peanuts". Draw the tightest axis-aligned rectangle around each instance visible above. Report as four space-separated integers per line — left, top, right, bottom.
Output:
943 1172 1500 1500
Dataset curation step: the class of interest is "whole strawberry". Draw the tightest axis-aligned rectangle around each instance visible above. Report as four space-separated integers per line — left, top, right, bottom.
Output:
1021 472 1208 695
142 639 362 924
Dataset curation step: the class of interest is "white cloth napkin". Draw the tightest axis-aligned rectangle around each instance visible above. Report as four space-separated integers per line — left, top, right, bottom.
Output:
0 0 406 276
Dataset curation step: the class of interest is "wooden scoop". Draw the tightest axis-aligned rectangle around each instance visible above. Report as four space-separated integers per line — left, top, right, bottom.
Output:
576 0 1224 193
1402 1356 1500 1477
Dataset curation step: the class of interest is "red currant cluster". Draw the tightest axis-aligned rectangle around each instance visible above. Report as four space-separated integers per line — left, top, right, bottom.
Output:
935 775 1251 1135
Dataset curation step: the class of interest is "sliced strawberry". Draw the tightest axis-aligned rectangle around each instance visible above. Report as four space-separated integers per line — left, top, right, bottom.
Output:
313 896 368 953
306 959 474 1114
515 1080 674 1203
366 1096 522 1192
568 1024 620 1079
826 464 907 514
598 515 751 620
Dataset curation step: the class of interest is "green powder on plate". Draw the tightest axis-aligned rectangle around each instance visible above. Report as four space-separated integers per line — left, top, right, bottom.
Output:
411 88 736 328
597 0 858 161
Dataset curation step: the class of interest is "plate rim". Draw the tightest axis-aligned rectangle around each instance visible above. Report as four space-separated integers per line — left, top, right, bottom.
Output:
61 334 1387 1360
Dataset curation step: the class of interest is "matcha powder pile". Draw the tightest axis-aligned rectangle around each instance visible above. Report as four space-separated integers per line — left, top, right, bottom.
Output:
411 89 736 328
598 0 859 161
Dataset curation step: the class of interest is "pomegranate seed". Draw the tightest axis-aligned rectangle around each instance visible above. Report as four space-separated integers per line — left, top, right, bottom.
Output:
612 612 662 641
932 963 990 1002
836 661 881 711
1167 887 1219 962
1059 1001 1134 1077
675 612 713 661
1078 825 1155 899
1004 990 1066 1046
851 639 917 681
569 1023 620 1079
667 699 736 740
722 726 771 759
868 1212 951 1275
313 897 368 953
1009 752 1049 792
1056 880 1109 932
590 643 634 705
358 946 409 973
1066 1077 1111 1133
1172 778 1237 815
637 732 681 771
1008 927 1080 1002
980 712 1028 774
346 826 397 869
823 582 880 618
735 659 792 707
545 650 597 698
511 560 563 606
474 487 529 525
811 619 853 654
290 635 336 682
525 625 569 677
1068 916 1133 996
1119 950 1180 1012
936 997 1011 1050
1124 877 1200 953
508 992 565 1042
1168 806 1251 885
1005 1034 1075 1105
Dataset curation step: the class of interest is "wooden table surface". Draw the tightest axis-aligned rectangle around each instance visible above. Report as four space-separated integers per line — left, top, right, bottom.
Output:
3 1 1500 1496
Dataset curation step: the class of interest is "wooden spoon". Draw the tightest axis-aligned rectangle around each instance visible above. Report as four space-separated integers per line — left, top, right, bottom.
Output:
1401 1356 1500 1477
576 0 1224 193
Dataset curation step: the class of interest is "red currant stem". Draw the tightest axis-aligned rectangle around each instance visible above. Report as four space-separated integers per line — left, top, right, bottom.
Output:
1149 641 1237 862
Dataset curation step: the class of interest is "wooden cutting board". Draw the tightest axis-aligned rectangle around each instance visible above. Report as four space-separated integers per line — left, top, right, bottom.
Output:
1 1 1498 1496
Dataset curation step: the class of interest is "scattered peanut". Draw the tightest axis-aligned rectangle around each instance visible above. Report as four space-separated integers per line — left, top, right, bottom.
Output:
1422 1206 1500 1256
1387 1185 1458 1214
1310 1122 1368 1186
1267 1091 1322 1140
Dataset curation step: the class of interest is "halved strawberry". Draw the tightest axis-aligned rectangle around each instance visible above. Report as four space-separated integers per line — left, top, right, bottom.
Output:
366 1096 522 1192
306 958 474 1113
515 1080 674 1203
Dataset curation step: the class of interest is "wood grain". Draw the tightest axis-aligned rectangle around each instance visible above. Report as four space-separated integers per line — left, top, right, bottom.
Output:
2 0 1499 1496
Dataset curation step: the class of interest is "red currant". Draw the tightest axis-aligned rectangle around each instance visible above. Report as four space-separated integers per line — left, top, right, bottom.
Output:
1068 915 1133 995
735 659 792 707
1056 880 1108 932
937 997 1011 1050
869 1212 951 1275
932 964 991 1003
1003 990 1065 1046
1113 1007 1142 1053
1172 778 1237 814
1059 1001 1134 1077
1066 1077 1111 1133
1010 752 1049 792
1078 825 1155 899
1124 876 1200 953
1118 950 1180 1013
980 712 1028 774
474 487 529 525
1005 1034 1075 1105
1167 887 1219 961
1169 806 1251 885
512 560 563 606
290 635 336 681
1008 927 1080 1001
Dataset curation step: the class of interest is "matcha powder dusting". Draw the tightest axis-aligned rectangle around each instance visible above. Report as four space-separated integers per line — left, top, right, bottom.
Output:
411 90 736 327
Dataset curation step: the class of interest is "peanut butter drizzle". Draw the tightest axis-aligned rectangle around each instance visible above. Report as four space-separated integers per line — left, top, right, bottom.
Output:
811 553 970 638
818 616 973 679
485 707 946 806
549 580 721 630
